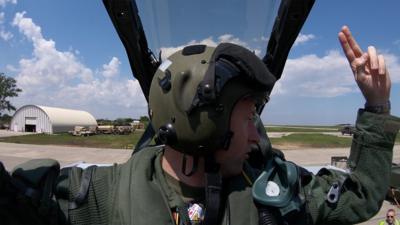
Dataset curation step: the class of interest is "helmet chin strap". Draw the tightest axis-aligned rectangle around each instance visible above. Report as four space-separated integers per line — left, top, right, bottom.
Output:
181 154 199 177
203 130 235 224
222 131 234 150
180 131 234 224
179 151 222 225
203 153 222 225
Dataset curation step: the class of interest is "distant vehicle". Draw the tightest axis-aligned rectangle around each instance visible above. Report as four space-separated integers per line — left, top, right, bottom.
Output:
387 163 400 205
97 125 115 134
114 125 134 135
71 126 96 136
339 125 355 135
0 123 9 129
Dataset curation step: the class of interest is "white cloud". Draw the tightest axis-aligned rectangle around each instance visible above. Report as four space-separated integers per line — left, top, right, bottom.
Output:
12 11 94 91
385 53 400 83
0 12 13 41
272 50 400 97
273 50 353 97
101 57 121 78
0 0 17 8
0 29 12 40
218 34 247 46
6 64 17 71
294 33 315 47
252 36 269 43
10 11 148 119
55 79 146 109
160 34 261 60
12 11 42 41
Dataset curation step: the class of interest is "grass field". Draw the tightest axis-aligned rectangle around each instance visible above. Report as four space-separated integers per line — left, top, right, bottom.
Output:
270 133 353 148
265 127 338 133
0 131 144 149
0 130 398 149
268 125 341 128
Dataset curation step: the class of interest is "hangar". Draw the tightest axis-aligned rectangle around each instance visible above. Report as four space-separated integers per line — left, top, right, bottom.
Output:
10 105 97 134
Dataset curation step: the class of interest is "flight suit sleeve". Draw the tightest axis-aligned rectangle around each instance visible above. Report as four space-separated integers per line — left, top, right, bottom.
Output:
56 164 118 225
303 110 400 224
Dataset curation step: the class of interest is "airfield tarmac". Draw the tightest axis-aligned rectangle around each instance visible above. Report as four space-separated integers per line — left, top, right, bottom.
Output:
0 142 399 224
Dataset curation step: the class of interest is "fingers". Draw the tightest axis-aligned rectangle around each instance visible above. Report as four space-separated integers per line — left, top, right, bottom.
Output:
368 46 379 72
377 54 389 94
378 54 386 75
340 26 392 105
338 31 356 64
341 26 363 57
382 57 391 88
353 53 368 81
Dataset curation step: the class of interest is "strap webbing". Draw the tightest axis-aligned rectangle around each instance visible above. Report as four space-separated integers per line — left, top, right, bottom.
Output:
69 166 96 210
203 172 222 225
133 122 156 155
203 155 222 225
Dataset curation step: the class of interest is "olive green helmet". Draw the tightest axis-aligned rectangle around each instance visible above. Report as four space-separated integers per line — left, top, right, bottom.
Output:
149 43 276 156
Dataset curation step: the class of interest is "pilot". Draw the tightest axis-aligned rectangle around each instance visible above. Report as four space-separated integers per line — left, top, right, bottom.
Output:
64 25 399 225
0 26 399 225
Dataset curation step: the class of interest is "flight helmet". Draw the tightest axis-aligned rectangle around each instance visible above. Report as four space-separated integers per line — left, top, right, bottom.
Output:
149 43 276 156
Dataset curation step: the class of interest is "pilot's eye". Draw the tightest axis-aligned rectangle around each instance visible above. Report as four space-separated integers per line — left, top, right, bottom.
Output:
248 112 256 121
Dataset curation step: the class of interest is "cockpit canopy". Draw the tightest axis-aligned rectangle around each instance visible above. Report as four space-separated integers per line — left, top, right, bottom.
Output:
136 0 281 60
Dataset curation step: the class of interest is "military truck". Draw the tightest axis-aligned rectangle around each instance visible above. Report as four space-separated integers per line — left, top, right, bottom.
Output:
387 163 400 206
114 125 134 135
97 125 115 134
71 126 96 136
339 125 355 135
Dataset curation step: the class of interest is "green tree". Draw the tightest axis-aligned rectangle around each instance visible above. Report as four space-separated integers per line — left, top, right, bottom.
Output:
0 114 12 123
114 118 134 126
0 113 12 128
0 73 22 116
139 116 150 128
139 116 149 122
97 119 113 125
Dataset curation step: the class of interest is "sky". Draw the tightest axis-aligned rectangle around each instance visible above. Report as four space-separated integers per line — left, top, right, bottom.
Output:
1 0 399 125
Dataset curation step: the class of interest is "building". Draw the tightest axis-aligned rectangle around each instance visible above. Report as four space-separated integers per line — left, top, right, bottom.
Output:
10 105 97 134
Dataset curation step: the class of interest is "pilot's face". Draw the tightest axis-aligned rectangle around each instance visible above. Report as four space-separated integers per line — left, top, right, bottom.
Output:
215 97 260 177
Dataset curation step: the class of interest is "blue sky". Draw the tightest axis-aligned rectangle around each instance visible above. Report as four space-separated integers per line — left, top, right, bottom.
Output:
0 0 399 125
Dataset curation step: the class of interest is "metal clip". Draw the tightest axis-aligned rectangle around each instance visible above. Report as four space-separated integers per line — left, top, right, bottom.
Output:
326 181 341 204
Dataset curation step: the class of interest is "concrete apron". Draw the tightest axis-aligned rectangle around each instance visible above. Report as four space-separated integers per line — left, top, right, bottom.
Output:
0 142 399 225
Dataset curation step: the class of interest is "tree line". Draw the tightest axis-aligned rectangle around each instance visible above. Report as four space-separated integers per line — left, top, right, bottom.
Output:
0 72 21 127
97 116 149 126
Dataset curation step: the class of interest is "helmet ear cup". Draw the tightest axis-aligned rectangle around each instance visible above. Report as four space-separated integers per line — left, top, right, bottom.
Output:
156 123 177 145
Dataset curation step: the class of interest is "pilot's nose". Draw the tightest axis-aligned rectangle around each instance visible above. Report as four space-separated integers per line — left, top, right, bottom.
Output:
248 120 260 143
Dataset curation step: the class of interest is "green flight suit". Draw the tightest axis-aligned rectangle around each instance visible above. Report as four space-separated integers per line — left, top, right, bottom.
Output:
303 110 399 224
59 146 261 225
56 110 399 225
1 110 399 225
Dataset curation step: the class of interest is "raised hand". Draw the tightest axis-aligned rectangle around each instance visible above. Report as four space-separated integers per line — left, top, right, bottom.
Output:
338 25 391 106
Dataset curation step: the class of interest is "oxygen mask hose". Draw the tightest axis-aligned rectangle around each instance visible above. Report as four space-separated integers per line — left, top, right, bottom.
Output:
257 204 278 225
